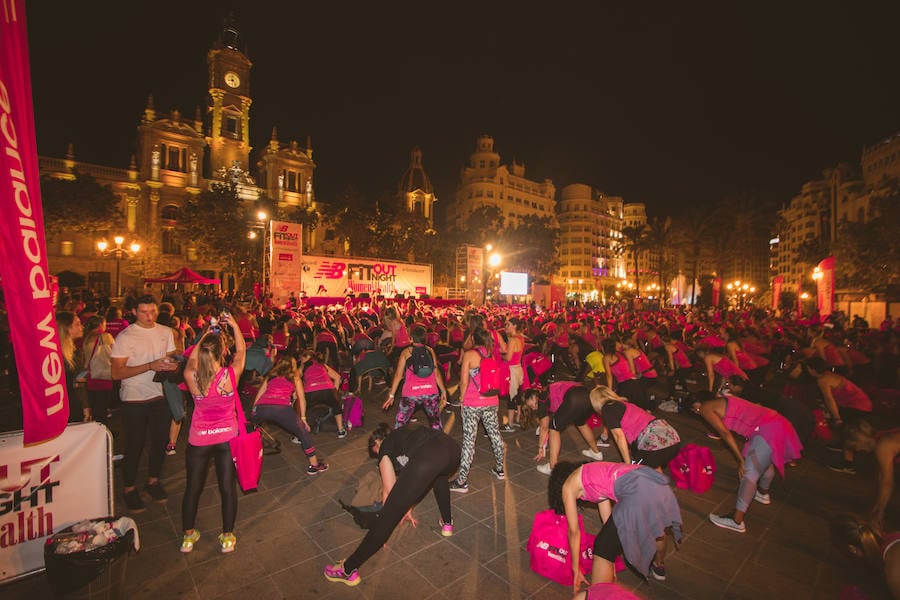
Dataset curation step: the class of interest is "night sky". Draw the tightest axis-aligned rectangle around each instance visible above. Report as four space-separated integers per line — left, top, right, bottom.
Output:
25 1 900 219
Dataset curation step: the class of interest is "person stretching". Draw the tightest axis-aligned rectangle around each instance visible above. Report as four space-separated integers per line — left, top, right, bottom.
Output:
324 423 460 586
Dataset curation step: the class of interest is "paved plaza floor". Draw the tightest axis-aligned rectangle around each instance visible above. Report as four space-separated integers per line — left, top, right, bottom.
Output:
3 386 894 599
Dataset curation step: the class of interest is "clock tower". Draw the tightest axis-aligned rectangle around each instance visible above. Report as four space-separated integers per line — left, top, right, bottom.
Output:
206 14 252 176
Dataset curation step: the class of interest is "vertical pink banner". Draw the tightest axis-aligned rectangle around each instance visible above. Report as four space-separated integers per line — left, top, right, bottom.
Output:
0 0 69 444
711 277 722 306
772 275 783 312
816 256 835 320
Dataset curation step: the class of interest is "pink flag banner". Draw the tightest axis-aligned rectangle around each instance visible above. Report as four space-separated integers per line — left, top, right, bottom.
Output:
816 256 836 321
772 275 783 312
0 0 69 444
711 277 722 307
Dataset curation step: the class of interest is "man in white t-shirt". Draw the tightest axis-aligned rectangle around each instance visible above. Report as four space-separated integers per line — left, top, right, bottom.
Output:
111 295 179 512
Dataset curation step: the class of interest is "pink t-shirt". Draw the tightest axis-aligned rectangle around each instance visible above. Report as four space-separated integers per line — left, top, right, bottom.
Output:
303 362 334 392
579 462 641 503
189 368 238 446
256 376 294 407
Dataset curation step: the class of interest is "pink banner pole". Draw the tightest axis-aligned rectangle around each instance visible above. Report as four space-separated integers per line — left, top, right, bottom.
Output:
0 0 69 444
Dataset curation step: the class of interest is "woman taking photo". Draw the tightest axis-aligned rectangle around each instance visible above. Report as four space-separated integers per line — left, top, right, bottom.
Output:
180 315 246 554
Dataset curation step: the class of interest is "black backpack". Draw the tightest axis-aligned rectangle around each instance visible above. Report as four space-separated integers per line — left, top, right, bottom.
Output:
408 345 435 378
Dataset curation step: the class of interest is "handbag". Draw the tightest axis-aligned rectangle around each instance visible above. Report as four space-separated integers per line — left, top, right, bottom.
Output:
86 336 113 391
227 369 263 492
526 509 624 586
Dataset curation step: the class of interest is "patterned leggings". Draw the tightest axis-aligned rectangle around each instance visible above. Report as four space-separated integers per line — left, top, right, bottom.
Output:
456 405 505 483
395 394 443 430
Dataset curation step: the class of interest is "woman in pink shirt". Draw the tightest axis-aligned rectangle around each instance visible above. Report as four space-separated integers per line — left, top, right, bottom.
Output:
180 315 246 554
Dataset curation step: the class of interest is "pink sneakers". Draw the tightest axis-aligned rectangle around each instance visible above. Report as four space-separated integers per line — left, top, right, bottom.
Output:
324 561 361 586
440 520 453 537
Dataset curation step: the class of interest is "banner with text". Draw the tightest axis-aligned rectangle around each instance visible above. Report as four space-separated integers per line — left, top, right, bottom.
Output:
300 255 432 298
772 275 783 312
269 220 302 307
0 422 113 582
816 256 835 320
0 0 68 444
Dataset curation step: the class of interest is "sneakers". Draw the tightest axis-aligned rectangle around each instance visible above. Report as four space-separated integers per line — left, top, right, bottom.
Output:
581 448 604 461
123 488 145 513
596 435 611 448
829 460 856 475
180 530 200 553
754 490 771 505
649 561 667 581
165 443 177 456
449 479 469 493
218 532 236 553
290 435 302 444
708 513 746 533
492 466 506 480
307 462 329 476
440 520 454 537
536 463 552 476
499 424 515 433
324 561 361 586
337 429 348 439
144 480 168 502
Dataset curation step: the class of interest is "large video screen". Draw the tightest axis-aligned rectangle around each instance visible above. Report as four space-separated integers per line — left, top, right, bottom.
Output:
499 271 528 295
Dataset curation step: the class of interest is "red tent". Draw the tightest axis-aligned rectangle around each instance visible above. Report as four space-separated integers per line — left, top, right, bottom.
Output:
144 267 220 285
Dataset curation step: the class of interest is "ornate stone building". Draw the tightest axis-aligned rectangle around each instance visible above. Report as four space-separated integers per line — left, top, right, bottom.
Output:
397 146 437 228
40 17 318 295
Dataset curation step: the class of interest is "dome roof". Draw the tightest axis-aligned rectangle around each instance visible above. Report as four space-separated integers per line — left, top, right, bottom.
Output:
398 147 433 195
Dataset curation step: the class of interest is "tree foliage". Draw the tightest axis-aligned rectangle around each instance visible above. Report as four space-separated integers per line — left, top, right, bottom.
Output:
833 202 900 290
40 171 122 233
176 180 255 278
620 224 648 291
503 215 560 280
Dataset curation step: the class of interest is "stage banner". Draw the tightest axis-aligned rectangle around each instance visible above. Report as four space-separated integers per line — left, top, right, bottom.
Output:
816 256 835 320
0 0 68 445
0 422 113 583
772 275 784 312
711 277 722 307
300 255 432 298
269 220 301 308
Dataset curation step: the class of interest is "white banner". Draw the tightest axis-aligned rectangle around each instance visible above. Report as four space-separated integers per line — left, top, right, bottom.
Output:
269 220 302 307
300 255 432 297
0 422 113 583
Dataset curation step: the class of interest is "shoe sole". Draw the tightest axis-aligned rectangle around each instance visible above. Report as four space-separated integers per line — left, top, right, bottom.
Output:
450 487 468 493
493 471 506 480
307 466 329 476
754 495 771 505
324 573 361 587
650 572 666 581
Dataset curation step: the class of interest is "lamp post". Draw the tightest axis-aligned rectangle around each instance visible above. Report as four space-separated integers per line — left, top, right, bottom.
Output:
247 210 269 291
97 235 141 298
483 249 501 305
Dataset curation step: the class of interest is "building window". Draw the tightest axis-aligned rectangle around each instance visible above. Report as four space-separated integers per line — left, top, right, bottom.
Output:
224 116 238 137
60 240 74 256
161 229 181 255
287 171 297 192
161 205 179 223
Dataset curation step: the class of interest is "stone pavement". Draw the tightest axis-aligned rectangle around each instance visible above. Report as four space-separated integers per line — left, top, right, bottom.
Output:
4 388 893 600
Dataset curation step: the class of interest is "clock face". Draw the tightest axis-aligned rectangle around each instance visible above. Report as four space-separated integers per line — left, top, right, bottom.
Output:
224 72 240 88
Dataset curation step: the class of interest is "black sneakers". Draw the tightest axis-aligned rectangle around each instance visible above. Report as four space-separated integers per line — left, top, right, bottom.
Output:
144 481 168 502
123 488 146 512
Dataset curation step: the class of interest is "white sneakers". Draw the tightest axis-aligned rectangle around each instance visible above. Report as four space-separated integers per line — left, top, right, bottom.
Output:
536 463 552 475
581 449 604 461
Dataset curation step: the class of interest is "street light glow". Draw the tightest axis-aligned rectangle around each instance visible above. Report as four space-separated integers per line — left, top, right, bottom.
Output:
488 252 501 268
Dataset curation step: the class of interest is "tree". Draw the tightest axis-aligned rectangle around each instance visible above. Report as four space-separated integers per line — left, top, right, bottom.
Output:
176 180 255 282
621 224 648 293
833 203 900 290
645 216 675 297
40 171 122 233
504 215 560 282
672 207 718 306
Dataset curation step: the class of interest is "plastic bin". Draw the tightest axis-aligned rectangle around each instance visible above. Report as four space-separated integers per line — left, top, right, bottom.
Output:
43 516 135 598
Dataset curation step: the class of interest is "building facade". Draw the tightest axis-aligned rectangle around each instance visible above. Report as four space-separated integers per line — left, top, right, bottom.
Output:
449 135 556 230
557 184 625 301
40 18 320 295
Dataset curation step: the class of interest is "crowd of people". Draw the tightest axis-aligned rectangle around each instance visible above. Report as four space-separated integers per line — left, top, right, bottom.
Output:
29 287 900 596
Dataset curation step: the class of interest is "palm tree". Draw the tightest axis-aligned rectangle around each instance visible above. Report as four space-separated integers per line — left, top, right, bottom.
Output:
645 216 675 299
621 224 648 294
672 207 717 306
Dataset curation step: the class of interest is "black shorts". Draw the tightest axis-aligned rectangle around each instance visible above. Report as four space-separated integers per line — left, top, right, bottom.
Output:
592 517 622 563
634 443 680 470
550 386 593 431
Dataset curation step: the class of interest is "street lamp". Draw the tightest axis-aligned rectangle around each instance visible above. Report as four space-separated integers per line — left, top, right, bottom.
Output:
483 249 501 304
97 235 141 298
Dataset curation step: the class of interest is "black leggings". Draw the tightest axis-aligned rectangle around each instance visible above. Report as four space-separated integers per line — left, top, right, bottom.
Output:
121 398 170 487
344 434 460 573
182 442 238 533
